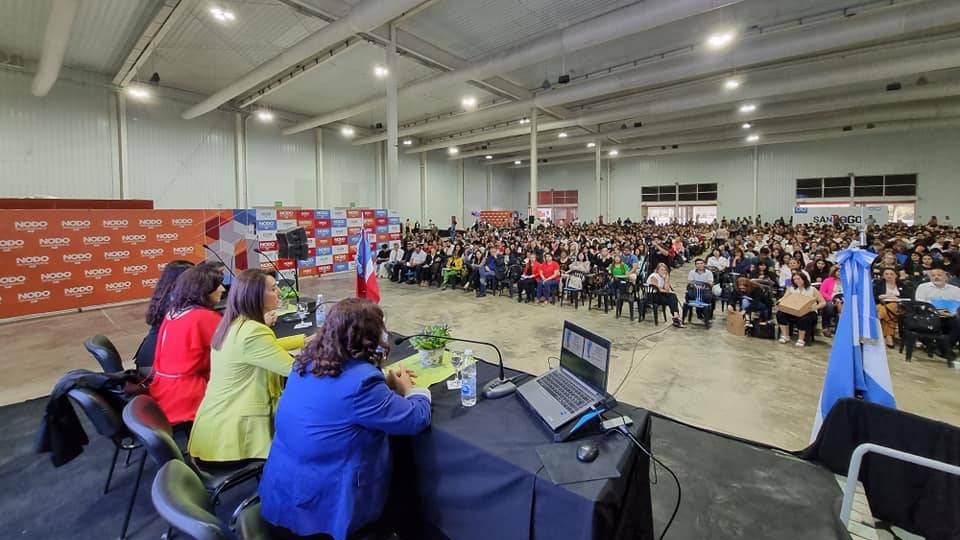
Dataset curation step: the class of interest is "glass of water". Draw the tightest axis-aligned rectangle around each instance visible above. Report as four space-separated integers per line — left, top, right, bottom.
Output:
295 301 309 328
449 352 464 389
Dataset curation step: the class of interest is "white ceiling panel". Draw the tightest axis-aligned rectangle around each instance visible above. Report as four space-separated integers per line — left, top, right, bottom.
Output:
0 0 159 74
400 0 640 61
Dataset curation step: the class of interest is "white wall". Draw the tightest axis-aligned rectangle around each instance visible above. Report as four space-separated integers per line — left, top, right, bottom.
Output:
321 127 377 209
464 159 487 221
126 95 236 209
0 69 118 199
246 120 316 208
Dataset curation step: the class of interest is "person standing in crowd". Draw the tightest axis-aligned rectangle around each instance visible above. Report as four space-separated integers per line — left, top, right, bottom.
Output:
148 262 224 425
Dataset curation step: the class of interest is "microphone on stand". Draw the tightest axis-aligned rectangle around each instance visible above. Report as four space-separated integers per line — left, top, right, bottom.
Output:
393 334 519 399
202 244 236 278
254 247 299 302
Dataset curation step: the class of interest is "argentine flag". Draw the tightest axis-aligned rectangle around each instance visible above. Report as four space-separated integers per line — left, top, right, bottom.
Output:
811 248 896 441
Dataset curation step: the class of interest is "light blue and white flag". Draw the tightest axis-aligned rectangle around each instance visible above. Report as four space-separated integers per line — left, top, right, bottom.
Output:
811 248 896 441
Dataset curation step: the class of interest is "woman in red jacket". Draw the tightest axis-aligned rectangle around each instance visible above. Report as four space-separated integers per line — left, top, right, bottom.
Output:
149 262 225 425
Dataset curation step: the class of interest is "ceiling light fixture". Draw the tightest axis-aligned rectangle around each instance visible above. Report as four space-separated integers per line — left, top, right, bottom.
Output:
256 110 274 122
514 160 522 165
608 149 619 157
402 139 413 146
706 31 734 50
126 87 150 99
485 155 492 160
519 118 529 124
340 126 355 137
373 65 389 78
746 134 760 142
461 96 477 109
210 7 235 22
448 147 460 156
739 103 757 113
586 142 596 148
724 78 740 90
557 132 568 138
741 122 752 129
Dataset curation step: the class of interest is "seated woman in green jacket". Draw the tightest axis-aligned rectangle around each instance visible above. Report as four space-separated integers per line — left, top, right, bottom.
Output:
188 269 314 463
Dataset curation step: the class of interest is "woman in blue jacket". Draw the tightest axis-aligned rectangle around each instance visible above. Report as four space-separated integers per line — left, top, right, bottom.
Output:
259 298 431 540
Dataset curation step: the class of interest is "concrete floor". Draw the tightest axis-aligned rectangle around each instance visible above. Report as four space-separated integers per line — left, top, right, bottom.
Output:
2 266 958 450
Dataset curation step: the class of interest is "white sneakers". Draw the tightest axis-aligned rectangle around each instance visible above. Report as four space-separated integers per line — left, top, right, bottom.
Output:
794 340 805 347
778 336 790 344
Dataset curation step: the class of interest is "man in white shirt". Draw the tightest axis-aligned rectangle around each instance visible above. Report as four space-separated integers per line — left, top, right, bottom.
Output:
686 258 716 328
914 267 960 366
401 245 428 283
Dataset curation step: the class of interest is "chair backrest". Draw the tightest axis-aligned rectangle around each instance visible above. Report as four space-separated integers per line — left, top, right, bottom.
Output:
231 497 273 540
67 387 126 441
84 335 124 373
122 395 183 466
151 460 229 540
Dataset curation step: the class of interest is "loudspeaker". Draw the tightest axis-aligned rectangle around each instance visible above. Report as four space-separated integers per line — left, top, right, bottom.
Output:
529 215 536 225
277 227 310 260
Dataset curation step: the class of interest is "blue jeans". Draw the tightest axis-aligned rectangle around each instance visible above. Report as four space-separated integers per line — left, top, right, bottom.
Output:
478 267 495 294
537 279 558 301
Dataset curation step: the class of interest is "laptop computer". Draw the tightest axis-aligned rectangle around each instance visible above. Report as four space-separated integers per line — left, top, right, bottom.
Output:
517 321 611 432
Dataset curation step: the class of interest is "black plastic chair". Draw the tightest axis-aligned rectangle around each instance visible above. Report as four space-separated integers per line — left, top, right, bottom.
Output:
559 271 586 309
67 388 139 495
587 272 614 313
898 301 954 363
122 396 264 539
613 279 636 320
152 460 230 540
85 335 124 373
639 284 668 325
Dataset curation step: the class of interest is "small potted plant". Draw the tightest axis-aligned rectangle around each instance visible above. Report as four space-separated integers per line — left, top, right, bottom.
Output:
410 324 451 368
278 285 299 310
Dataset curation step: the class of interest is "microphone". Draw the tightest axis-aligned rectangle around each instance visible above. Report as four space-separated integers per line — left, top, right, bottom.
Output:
202 244 236 277
393 334 518 399
254 247 299 302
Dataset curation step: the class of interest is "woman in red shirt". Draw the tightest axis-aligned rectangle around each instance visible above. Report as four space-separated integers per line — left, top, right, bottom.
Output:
149 262 225 425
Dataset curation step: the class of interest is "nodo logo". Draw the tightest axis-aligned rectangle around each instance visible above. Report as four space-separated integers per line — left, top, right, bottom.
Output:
172 246 194 256
0 239 25 251
123 264 148 275
104 250 130 260
39 237 71 248
14 220 47 232
63 252 93 263
65 285 95 297
61 220 91 230
139 219 163 228
156 232 178 242
105 281 132 292
140 248 164 258
17 290 51 302
102 219 129 229
141 278 159 288
40 271 72 283
83 235 111 246
121 234 147 243
0 275 27 288
171 218 193 227
17 255 50 267
84 268 113 279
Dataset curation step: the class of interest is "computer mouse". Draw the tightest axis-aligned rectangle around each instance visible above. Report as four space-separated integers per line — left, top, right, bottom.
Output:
576 442 599 463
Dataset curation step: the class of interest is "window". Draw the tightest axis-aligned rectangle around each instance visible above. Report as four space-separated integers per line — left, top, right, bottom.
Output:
641 183 718 202
796 174 917 199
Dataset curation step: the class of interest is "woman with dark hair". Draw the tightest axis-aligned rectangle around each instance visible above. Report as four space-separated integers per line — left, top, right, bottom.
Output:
875 267 911 348
808 258 831 285
259 299 431 540
188 269 312 463
135 259 194 372
148 262 224 424
776 271 826 347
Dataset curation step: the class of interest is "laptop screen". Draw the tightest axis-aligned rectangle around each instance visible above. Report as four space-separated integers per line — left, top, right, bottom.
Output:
559 321 611 394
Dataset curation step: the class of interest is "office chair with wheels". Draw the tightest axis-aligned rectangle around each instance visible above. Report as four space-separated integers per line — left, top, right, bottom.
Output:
152 460 230 540
84 335 124 373
66 388 139 495
122 396 265 539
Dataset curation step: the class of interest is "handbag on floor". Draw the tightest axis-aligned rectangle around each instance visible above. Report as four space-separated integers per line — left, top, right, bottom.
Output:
749 321 776 339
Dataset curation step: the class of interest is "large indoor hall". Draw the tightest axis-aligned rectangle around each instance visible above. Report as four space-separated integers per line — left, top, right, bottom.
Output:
1 1 959 540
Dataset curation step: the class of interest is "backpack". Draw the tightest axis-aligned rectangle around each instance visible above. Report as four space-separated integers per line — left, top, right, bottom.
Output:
901 302 942 334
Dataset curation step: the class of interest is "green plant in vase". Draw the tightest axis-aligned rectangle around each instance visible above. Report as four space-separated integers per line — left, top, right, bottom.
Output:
410 324 451 368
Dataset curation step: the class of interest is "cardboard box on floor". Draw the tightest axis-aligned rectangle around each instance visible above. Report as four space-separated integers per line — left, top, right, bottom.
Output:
726 311 746 336
779 294 817 317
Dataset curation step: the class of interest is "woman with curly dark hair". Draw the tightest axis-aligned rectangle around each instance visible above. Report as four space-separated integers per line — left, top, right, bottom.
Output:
259 298 431 540
135 259 194 372
148 262 224 424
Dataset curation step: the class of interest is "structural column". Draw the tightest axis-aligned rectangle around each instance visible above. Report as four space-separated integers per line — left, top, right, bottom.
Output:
529 108 538 221
457 159 465 226
594 143 601 222
374 141 385 207
419 152 427 223
752 145 759 217
607 160 613 220
485 166 493 209
234 112 247 208
315 128 324 208
385 23 399 209
112 92 129 199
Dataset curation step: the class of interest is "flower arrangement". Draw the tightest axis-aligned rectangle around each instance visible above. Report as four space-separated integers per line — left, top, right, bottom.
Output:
279 285 299 302
410 324 452 350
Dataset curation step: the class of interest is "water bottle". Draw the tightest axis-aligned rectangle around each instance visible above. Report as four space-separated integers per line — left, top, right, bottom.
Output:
315 293 326 327
460 349 477 407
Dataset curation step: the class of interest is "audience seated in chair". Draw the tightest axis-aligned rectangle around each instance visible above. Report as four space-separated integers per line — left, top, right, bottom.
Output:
646 262 683 328
685 258 715 329
776 272 826 348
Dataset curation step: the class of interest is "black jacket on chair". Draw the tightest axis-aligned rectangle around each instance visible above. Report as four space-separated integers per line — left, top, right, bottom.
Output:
35 369 140 466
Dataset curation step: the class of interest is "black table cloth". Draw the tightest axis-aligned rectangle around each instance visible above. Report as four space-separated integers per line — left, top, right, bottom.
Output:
273 318 653 540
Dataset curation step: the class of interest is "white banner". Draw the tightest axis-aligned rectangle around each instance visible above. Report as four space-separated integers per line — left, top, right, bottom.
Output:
793 206 888 226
